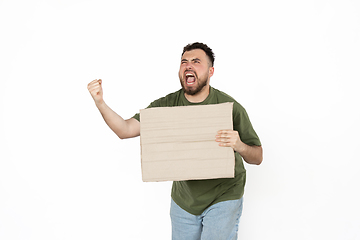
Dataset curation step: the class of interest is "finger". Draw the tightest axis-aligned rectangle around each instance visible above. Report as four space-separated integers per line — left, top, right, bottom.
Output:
88 80 102 89
88 79 99 85
88 79 102 87
217 129 233 135
218 133 231 139
87 84 100 92
216 134 230 141
218 142 231 147
87 81 99 89
88 87 101 97
215 136 230 143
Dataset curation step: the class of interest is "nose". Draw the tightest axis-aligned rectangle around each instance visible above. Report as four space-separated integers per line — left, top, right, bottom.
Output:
185 62 193 70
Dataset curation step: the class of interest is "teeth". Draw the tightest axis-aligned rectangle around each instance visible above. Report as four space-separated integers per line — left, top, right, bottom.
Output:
186 73 194 77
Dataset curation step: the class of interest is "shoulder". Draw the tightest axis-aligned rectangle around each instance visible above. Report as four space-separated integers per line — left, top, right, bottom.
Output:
132 89 182 121
149 89 183 107
212 87 245 112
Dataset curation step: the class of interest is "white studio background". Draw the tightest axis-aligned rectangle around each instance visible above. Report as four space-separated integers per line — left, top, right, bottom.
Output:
0 0 359 239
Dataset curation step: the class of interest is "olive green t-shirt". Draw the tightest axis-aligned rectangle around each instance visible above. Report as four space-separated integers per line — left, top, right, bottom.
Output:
133 86 261 215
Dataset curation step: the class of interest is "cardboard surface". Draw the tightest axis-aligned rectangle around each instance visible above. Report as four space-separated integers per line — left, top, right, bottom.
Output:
140 102 235 182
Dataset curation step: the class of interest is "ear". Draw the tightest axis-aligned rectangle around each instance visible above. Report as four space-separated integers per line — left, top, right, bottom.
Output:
209 67 214 78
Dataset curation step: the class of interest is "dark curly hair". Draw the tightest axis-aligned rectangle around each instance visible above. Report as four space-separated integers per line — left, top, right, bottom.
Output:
182 42 215 67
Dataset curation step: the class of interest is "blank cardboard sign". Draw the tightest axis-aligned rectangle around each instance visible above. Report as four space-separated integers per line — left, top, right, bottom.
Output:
140 102 235 182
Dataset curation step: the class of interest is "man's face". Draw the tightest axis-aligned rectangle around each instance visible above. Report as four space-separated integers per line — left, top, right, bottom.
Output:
178 49 214 96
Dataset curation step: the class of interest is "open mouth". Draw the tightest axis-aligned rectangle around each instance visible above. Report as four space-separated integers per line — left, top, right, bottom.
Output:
185 72 196 85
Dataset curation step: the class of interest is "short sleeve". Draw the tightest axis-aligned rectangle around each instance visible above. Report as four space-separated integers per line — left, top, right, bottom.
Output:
132 113 140 122
233 103 261 146
131 98 165 122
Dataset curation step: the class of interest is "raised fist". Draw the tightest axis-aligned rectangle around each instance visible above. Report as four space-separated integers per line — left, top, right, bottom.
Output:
87 79 103 105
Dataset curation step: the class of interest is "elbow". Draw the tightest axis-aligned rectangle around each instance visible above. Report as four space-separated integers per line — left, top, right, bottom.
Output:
255 156 263 165
243 156 263 165
256 147 263 165
242 145 263 165
116 131 138 140
116 132 128 140
253 146 263 165
117 134 129 140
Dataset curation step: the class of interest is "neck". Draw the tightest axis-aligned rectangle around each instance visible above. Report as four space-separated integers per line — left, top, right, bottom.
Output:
184 85 210 103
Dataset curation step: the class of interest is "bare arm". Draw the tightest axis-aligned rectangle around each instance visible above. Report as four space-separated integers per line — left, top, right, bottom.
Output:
235 144 263 165
216 130 263 165
87 79 140 139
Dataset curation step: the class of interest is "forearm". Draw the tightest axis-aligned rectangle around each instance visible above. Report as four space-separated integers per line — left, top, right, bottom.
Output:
96 101 139 139
236 143 263 165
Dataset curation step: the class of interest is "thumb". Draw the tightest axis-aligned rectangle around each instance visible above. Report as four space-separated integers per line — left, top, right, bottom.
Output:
98 79 102 85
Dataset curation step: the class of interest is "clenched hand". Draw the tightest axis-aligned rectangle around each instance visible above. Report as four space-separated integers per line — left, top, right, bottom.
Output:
87 79 103 106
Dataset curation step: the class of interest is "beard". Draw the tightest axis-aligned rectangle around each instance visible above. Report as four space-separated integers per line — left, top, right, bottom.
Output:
179 72 209 96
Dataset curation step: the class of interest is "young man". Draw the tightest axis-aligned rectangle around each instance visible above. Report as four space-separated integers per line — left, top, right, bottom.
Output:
87 42 262 240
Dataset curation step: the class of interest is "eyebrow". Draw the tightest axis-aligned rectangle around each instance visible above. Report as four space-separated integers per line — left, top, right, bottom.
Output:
181 58 201 63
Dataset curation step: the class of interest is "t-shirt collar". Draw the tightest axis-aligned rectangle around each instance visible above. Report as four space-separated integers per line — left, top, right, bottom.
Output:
181 86 214 105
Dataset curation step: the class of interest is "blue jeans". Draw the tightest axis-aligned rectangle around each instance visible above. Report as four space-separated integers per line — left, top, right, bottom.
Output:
170 197 243 240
